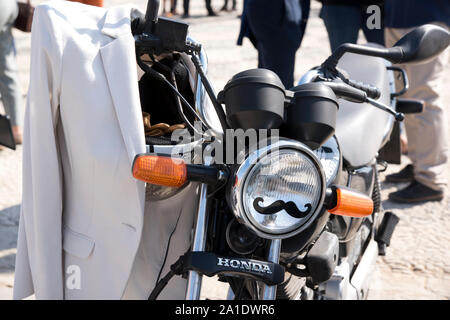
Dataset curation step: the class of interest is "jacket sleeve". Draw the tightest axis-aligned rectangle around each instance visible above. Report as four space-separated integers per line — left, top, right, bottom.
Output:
13 3 64 299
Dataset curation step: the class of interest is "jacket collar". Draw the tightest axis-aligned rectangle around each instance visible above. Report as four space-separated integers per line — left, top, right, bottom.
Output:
101 4 136 39
99 5 146 230
99 5 146 165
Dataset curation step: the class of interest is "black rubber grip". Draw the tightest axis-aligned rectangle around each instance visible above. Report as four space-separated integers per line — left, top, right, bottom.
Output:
324 81 367 103
347 79 381 99
396 98 424 114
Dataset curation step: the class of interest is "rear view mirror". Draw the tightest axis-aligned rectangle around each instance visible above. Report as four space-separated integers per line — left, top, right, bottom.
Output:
322 24 449 70
390 24 450 64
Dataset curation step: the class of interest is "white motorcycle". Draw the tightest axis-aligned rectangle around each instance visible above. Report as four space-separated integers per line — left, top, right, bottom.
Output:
130 0 450 300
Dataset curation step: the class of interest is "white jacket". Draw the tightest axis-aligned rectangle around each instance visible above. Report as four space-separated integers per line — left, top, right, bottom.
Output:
14 0 198 299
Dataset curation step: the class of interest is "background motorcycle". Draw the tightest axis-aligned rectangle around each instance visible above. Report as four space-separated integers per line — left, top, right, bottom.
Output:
131 0 450 300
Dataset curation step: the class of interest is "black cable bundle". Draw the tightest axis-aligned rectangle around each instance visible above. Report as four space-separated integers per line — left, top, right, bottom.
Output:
138 54 195 126
148 253 187 300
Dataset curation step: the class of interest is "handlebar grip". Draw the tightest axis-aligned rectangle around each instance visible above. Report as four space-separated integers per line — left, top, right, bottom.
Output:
346 79 381 99
323 81 367 103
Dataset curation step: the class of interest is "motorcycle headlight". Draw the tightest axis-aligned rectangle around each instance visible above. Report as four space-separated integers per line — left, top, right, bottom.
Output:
230 139 326 239
313 135 341 185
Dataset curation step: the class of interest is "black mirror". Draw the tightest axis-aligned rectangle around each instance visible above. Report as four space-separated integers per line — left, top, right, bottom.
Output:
390 24 450 64
322 24 449 70
144 0 160 33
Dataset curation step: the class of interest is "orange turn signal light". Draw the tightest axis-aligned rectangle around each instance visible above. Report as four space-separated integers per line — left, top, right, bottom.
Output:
132 154 187 187
328 187 374 218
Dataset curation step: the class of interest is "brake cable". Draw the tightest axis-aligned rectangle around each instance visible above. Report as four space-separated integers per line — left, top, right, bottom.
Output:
148 252 188 300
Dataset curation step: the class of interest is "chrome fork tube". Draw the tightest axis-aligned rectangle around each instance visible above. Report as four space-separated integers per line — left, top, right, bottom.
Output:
262 239 282 300
185 183 209 300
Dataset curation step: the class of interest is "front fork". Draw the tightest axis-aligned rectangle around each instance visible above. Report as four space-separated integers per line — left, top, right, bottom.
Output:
185 183 209 300
184 182 282 300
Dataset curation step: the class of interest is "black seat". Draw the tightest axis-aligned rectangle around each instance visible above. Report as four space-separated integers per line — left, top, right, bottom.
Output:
335 45 394 168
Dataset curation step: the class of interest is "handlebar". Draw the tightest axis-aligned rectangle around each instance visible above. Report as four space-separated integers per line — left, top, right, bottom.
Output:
345 79 381 99
318 78 405 122
322 80 367 103
328 67 381 99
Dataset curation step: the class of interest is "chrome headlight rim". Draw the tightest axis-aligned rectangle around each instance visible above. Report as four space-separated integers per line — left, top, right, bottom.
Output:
231 138 327 240
313 135 341 186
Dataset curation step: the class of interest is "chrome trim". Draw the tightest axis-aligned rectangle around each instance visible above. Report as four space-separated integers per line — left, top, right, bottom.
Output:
262 239 282 300
185 183 209 300
381 60 396 144
297 68 322 85
318 239 379 300
230 138 327 240
350 239 379 300
313 135 341 185
192 41 223 136
185 151 215 300
150 138 205 156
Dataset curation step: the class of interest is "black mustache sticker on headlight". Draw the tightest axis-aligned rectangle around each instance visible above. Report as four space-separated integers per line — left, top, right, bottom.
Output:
253 197 312 219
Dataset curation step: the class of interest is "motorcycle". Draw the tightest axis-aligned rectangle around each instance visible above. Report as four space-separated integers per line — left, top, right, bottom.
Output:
130 0 450 300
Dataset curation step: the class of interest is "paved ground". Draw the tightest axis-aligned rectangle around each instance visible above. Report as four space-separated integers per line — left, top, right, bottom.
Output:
1 0 449 300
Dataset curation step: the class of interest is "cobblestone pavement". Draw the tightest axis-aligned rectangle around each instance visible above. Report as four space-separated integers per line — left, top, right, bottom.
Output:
0 0 449 300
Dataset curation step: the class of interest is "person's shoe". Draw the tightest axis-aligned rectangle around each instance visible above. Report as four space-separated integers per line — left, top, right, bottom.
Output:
207 11 218 16
385 164 414 183
388 180 444 203
182 13 190 18
220 5 228 11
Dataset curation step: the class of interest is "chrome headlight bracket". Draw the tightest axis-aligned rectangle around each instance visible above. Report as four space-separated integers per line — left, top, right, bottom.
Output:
313 135 341 185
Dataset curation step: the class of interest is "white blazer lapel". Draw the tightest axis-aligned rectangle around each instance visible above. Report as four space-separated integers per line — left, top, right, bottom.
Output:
100 6 146 165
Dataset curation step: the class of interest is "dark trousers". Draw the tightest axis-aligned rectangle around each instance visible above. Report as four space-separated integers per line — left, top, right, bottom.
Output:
255 41 298 89
320 4 385 52
183 0 213 15
223 0 237 9
246 0 303 88
171 0 177 12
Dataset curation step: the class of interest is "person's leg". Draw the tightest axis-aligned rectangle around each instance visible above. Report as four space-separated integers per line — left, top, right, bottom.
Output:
170 0 178 14
320 5 361 52
183 0 190 17
402 51 448 192
0 0 17 34
257 40 298 88
246 0 301 88
362 24 385 46
205 0 216 16
361 5 385 46
221 0 229 11
385 26 449 200
256 43 265 69
0 1 23 143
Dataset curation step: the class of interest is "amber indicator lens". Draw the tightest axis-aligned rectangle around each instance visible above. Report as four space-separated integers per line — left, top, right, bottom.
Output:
328 187 374 218
132 154 187 187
